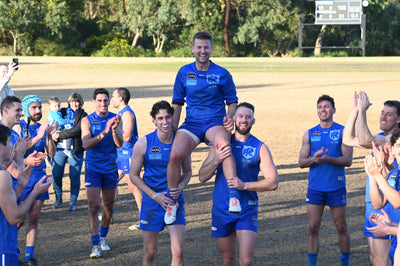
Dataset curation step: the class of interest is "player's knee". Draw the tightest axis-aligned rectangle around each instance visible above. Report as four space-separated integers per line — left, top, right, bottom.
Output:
169 150 185 164
144 248 157 262
171 247 184 262
308 223 320 235
335 222 348 235
239 256 253 266
221 256 235 266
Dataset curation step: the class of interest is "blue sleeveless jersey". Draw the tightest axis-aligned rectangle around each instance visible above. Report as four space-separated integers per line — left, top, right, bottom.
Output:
308 122 346 192
213 135 262 217
85 112 118 173
142 131 173 198
20 120 47 184
117 106 138 156
172 61 238 122
0 167 19 256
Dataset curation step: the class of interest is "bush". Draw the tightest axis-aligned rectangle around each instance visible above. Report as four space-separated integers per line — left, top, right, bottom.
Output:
94 37 133 57
33 37 82 56
167 46 192 57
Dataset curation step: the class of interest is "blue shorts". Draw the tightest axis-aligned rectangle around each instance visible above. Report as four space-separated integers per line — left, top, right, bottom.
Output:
19 173 50 202
178 118 223 145
85 169 118 189
117 151 132 174
1 253 19 266
306 187 347 206
140 198 186 232
364 201 391 239
211 210 258 238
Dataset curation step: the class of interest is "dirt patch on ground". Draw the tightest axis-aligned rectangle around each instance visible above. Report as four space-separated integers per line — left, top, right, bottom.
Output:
3 56 399 265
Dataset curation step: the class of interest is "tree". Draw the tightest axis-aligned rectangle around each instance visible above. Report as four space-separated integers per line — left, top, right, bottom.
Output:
123 0 180 54
0 0 42 55
234 0 299 56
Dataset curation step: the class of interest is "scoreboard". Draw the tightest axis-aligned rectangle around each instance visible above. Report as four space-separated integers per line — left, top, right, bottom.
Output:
315 0 362 25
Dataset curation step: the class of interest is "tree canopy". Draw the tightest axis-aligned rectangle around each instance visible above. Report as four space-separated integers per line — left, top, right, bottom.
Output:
0 0 398 57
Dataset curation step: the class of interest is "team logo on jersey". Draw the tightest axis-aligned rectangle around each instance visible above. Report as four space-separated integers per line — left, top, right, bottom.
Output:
312 131 321 137
206 74 219 84
93 120 100 125
150 146 161 153
242 145 256 159
187 72 196 79
329 130 340 141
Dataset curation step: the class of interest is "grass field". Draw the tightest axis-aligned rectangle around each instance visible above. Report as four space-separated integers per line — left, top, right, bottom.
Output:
1 56 400 265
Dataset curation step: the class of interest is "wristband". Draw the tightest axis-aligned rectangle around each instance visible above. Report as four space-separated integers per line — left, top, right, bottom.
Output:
112 129 116 134
178 184 183 191
152 192 160 199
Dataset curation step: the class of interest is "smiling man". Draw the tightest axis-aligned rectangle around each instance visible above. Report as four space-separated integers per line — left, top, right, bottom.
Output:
343 91 400 266
166 31 239 225
299 94 353 266
198 102 278 266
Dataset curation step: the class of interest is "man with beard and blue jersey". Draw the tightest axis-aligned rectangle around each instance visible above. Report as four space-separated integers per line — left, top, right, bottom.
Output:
343 91 400 266
199 102 278 266
19 95 57 266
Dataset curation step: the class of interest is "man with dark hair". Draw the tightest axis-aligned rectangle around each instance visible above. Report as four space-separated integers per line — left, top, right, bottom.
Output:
199 102 278 265
166 31 239 224
81 88 123 258
130 100 192 265
299 94 353 266
110 87 141 230
365 128 400 265
343 91 400 265
19 95 57 266
0 124 51 266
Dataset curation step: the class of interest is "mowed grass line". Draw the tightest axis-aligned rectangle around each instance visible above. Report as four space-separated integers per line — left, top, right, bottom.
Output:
71 57 400 72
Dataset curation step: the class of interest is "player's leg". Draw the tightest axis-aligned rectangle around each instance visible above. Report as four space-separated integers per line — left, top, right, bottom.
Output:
165 131 196 225
370 238 391 266
86 186 102 237
236 230 257 266
206 125 240 213
51 149 67 209
167 224 185 266
330 205 351 265
142 230 159 265
25 199 44 263
216 234 236 266
365 202 391 266
167 131 196 189
307 204 324 253
126 173 142 230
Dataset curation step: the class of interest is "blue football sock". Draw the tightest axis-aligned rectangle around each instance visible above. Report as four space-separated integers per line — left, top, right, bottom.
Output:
340 251 350 266
308 253 318 266
25 246 35 261
91 234 100 246
100 225 109 238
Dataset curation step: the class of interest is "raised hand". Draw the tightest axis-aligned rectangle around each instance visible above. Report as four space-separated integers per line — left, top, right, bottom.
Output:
364 154 385 178
357 91 372 111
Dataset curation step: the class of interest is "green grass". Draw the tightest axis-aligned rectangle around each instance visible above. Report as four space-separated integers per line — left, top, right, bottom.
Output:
64 58 400 72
